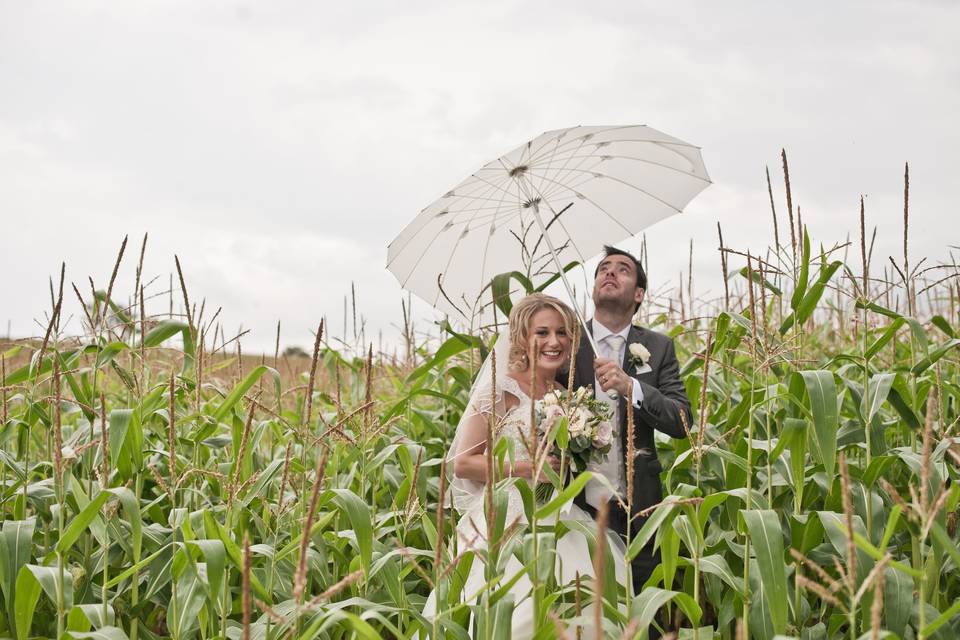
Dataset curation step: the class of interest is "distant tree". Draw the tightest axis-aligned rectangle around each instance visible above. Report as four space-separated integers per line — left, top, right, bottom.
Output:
282 345 309 358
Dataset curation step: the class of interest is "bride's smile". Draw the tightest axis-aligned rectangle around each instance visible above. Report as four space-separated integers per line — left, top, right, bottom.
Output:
526 308 571 377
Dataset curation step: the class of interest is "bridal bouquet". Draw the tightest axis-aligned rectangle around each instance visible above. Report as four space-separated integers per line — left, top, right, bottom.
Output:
534 386 615 474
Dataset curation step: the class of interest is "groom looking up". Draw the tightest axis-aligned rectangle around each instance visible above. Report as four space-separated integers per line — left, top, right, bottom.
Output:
569 245 692 594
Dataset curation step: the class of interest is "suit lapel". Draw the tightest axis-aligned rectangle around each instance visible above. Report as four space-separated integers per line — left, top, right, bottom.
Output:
619 325 647 463
575 320 595 388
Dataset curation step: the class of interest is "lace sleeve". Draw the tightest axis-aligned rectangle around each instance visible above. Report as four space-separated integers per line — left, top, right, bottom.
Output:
463 379 506 419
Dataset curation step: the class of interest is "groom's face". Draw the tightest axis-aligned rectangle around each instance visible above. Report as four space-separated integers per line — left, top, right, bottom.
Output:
592 254 644 310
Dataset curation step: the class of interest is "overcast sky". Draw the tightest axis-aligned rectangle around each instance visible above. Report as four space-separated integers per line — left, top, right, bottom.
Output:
2 1 957 353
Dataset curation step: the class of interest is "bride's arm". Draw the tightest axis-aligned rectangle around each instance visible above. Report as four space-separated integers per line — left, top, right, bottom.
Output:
453 410 535 482
453 408 560 482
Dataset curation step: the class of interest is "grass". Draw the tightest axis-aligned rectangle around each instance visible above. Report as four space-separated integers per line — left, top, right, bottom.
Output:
1 157 959 639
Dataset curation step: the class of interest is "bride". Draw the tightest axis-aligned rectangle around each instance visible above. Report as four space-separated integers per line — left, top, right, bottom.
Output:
421 293 626 638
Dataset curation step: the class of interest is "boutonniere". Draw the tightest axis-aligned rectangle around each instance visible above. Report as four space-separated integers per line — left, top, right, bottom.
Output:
628 342 651 369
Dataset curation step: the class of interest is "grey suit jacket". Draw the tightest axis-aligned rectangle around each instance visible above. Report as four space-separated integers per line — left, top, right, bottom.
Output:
565 321 692 521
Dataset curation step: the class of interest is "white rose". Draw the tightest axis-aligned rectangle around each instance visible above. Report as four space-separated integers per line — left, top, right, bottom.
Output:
542 390 562 406
594 421 614 448
568 408 589 437
629 342 651 364
544 404 565 427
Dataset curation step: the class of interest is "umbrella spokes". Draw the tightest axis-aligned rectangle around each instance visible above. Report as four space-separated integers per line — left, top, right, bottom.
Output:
387 124 710 329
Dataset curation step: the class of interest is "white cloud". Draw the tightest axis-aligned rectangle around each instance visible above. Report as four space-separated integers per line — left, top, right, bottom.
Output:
1 0 957 351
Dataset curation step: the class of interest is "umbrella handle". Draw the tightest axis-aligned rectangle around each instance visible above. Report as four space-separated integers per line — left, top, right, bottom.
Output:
526 199 619 401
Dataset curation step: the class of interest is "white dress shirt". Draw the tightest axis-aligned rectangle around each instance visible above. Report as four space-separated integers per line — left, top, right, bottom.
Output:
591 322 645 408
584 322 645 508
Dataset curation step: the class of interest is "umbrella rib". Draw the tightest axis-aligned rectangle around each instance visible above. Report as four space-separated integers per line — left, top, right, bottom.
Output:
432 172 519 220
478 181 525 308
539 170 600 204
393 171 515 284
518 177 593 268
388 179 507 259
523 125 636 165
523 125 702 166
537 140 598 203
534 150 712 183
532 132 576 198
534 134 591 204
522 172 634 236
526 166 692 215
523 125 629 165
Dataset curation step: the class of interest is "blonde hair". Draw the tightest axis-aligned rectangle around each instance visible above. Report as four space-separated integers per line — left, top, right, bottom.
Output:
507 293 577 371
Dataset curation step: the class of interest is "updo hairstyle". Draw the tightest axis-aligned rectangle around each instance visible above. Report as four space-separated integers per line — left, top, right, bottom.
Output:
506 293 577 371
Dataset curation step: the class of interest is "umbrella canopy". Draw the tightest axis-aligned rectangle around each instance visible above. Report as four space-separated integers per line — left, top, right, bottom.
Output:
387 124 711 323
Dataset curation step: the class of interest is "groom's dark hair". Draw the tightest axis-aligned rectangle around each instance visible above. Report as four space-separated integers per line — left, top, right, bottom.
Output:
594 245 647 291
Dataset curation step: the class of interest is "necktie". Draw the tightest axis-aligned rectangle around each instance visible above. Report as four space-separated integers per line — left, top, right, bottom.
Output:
602 334 625 364
584 333 626 509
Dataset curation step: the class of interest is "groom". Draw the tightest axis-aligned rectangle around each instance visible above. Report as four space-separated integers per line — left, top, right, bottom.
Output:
567 245 692 594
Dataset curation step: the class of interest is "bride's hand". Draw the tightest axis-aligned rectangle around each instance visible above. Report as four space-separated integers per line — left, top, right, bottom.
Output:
525 456 561 483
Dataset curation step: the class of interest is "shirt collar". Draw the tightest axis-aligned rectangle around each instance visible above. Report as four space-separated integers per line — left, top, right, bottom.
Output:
592 320 631 344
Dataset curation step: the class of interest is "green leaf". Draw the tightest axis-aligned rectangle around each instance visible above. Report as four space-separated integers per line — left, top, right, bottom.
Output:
791 370 839 478
67 604 115 633
166 559 207 640
921 599 960 638
855 301 929 351
534 261 581 293
489 270 535 316
791 228 811 309
13 565 41 640
56 491 112 553
741 510 788 635
929 520 960 574
94 342 129 369
330 489 374 576
0 519 36 624
238 458 285 508
931 315 956 338
92 289 133 325
406 335 477 382
107 409 141 481
738 267 783 296
142 320 195 372
212 365 282 421
56 488 141 560
64 628 130 640
534 471 594 520
911 338 960 375
310 609 389 640
629 588 702 634
887 374 921 429
865 317 905 359
779 259 842 335
883 565 912 637
862 373 896 424
201 511 270 600
186 540 226 616
625 485 698 561
688 554 743 596
15 564 73 640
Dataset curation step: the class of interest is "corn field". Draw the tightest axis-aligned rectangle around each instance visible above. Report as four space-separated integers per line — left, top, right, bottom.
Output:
1 162 959 640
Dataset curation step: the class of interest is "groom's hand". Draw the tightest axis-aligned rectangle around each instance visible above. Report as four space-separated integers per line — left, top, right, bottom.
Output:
594 357 632 398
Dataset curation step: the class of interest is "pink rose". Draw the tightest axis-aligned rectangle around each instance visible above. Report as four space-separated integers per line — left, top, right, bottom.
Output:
594 421 613 448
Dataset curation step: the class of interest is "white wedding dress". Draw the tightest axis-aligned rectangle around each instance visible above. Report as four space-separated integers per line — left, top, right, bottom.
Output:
421 375 627 639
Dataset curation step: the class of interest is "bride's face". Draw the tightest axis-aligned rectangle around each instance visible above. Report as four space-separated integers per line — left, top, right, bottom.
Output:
525 308 571 374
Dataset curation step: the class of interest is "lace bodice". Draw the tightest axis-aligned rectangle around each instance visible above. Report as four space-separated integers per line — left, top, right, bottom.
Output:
453 376 551 547
494 376 536 463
